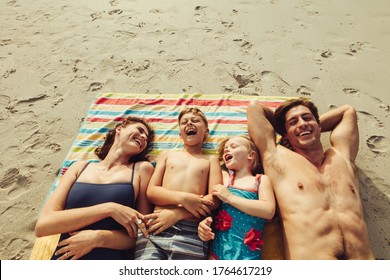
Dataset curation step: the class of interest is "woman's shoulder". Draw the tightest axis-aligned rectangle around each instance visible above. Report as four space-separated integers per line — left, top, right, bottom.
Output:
134 160 154 172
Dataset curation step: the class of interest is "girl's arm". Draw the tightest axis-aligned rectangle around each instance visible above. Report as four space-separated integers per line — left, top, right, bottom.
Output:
212 175 275 220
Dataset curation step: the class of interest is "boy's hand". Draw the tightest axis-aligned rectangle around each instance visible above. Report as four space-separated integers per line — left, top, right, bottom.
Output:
180 193 213 219
198 217 214 241
145 209 179 236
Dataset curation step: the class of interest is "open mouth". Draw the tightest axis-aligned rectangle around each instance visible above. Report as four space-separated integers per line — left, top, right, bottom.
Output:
186 127 197 136
224 154 233 162
299 131 311 137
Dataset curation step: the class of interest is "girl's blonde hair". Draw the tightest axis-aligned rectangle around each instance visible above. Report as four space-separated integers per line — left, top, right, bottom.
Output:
217 135 263 175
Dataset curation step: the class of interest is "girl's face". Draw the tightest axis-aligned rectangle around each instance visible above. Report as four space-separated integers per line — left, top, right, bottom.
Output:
222 137 252 171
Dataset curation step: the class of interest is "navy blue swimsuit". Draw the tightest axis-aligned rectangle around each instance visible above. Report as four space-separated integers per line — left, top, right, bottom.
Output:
51 162 136 260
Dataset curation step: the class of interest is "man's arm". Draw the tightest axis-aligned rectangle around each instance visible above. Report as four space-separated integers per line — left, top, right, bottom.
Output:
319 105 359 162
247 101 278 161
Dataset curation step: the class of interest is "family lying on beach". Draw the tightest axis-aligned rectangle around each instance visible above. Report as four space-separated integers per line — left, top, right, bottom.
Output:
34 98 374 260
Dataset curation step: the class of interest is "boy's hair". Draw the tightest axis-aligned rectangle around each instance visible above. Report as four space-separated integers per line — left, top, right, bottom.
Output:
95 116 155 163
274 97 320 136
178 107 208 127
217 135 263 175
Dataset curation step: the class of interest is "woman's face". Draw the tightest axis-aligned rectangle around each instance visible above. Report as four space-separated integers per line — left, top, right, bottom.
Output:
118 122 150 154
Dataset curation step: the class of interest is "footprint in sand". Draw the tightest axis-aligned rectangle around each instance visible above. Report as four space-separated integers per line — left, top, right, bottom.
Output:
296 85 313 96
88 82 104 92
108 9 123 15
260 71 293 95
320 50 333 58
343 87 360 97
0 168 19 189
366 135 390 154
2 69 16 78
357 111 384 128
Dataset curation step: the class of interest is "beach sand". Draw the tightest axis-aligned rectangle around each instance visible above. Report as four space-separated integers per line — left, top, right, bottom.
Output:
0 0 389 259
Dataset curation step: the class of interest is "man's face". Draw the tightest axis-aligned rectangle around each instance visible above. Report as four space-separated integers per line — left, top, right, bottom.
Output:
284 105 321 150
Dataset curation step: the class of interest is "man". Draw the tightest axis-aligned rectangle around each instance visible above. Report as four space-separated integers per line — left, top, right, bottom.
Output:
247 98 374 259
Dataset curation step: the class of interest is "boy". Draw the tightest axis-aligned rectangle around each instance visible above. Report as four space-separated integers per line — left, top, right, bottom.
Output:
135 107 222 260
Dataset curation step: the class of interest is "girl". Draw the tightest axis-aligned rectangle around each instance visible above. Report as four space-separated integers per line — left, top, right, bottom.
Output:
198 135 275 260
35 116 155 260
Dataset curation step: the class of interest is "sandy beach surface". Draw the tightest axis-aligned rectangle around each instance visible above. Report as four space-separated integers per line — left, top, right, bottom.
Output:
0 0 389 260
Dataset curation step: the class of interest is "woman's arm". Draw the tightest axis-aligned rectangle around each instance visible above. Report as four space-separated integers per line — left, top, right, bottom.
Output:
54 229 135 260
35 161 144 238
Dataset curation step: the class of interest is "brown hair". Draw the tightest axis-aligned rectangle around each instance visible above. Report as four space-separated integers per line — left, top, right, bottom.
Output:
274 97 320 136
94 116 155 163
217 135 263 175
178 107 208 127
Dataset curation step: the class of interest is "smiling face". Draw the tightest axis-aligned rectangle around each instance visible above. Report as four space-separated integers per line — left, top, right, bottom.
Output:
117 122 150 154
284 105 322 150
220 136 259 174
178 111 209 146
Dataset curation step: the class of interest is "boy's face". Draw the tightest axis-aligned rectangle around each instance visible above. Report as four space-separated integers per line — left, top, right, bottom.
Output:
179 112 209 145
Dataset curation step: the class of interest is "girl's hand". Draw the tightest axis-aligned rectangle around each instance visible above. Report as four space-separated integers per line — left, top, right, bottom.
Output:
55 230 97 260
212 184 232 203
198 216 214 241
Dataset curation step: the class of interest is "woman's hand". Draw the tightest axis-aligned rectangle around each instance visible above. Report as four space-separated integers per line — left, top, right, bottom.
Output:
109 203 148 238
55 230 98 260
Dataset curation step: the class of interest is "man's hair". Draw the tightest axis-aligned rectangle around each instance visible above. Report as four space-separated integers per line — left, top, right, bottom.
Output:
178 107 208 127
95 116 155 163
274 98 320 136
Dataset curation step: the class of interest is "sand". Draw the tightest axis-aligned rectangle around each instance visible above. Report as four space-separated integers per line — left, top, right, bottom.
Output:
0 0 389 260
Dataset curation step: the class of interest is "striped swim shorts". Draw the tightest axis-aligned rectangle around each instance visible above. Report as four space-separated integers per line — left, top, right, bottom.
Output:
134 220 208 260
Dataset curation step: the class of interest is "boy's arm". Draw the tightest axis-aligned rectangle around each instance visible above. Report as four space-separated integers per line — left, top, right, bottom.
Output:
146 152 187 205
146 152 213 218
135 161 154 215
247 101 278 162
319 105 359 162
205 155 223 210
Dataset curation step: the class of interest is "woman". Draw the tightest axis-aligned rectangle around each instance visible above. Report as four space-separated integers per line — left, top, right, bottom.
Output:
35 116 155 260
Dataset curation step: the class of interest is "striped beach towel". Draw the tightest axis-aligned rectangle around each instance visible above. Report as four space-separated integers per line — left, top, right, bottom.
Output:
30 93 287 260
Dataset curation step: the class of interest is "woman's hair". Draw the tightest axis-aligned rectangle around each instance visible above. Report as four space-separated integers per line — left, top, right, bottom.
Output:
217 135 263 175
274 97 320 136
94 116 155 163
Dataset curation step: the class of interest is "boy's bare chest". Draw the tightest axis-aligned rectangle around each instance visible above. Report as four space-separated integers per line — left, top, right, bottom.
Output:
166 156 209 174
